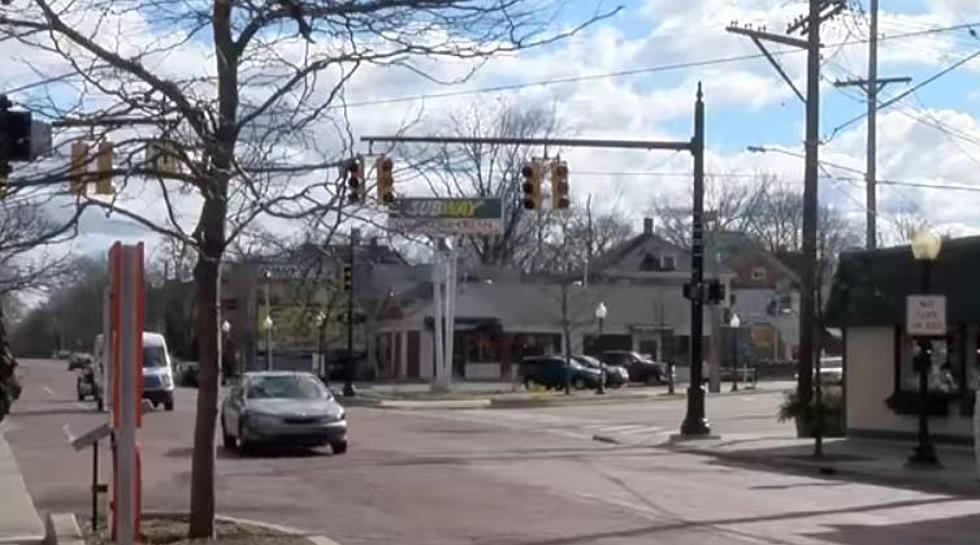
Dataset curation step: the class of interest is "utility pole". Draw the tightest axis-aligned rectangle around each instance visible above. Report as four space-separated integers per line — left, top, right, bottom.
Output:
833 0 910 249
728 1 845 451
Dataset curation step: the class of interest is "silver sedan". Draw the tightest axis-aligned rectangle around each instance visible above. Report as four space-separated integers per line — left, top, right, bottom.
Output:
220 371 348 455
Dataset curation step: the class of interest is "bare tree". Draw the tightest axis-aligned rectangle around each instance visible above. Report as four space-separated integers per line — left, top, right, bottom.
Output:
650 173 770 247
879 200 927 248
0 0 618 534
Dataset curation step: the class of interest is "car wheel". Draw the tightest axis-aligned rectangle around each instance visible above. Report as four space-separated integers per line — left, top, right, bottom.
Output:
96 397 104 412
572 377 587 390
164 399 174 411
644 373 660 386
331 440 348 455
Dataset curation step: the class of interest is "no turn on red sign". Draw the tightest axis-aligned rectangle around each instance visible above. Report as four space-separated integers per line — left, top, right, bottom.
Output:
906 295 947 337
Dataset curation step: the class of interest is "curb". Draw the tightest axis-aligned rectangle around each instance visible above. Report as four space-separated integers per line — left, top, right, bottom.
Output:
670 445 980 497
137 511 343 545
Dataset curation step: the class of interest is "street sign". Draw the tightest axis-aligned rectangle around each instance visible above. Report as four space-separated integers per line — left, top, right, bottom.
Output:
388 197 503 235
906 295 947 337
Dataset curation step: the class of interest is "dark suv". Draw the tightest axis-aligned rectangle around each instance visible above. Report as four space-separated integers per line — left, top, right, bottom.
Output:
520 356 602 390
599 350 668 385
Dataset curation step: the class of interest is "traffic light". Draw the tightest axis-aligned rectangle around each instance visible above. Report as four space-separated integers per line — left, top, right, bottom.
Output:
0 109 32 162
521 159 541 210
345 158 364 204
707 280 725 304
376 154 394 204
69 141 88 197
95 142 114 195
551 159 569 210
341 264 353 292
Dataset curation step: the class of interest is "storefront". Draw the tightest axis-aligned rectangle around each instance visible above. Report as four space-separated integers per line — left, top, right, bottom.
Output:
826 237 980 442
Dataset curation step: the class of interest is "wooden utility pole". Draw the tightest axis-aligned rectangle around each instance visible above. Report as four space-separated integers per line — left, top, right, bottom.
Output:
728 1 847 455
833 0 910 249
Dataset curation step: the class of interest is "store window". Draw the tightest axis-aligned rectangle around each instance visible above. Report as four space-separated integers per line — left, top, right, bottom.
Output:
898 330 962 394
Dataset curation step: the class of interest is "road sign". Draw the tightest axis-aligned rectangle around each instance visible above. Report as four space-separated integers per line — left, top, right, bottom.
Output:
906 295 947 337
388 197 503 235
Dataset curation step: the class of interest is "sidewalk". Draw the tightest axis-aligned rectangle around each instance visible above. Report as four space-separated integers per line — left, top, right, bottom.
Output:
346 379 794 409
665 433 980 496
0 427 45 545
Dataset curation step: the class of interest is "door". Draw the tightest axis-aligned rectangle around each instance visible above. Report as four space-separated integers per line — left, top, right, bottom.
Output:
407 331 420 378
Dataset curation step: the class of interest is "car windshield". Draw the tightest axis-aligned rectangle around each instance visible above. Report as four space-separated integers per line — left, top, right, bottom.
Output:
143 346 168 368
246 375 325 400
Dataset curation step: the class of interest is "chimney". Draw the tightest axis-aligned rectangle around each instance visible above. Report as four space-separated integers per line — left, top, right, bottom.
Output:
643 217 653 235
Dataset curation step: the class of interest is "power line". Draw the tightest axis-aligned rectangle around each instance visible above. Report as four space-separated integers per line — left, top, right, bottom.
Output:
334 20 980 110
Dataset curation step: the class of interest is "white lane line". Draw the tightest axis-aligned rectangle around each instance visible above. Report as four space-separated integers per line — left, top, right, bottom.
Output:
41 386 56 399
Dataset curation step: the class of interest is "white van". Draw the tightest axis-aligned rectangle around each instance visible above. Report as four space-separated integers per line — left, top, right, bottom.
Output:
93 332 176 412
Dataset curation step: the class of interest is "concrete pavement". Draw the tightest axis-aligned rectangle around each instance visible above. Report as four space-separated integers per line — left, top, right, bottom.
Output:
7 359 980 545
0 424 44 545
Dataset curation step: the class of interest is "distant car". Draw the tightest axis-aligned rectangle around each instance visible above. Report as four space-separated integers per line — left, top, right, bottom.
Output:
599 350 669 385
795 357 843 385
572 355 629 388
68 353 93 371
520 356 602 390
220 371 348 455
54 349 72 360
176 360 200 387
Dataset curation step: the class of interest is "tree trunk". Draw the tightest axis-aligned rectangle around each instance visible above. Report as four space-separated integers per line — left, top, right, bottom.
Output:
187 197 226 537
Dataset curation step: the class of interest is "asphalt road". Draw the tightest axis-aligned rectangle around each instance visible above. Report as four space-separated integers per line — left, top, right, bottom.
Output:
6 359 980 545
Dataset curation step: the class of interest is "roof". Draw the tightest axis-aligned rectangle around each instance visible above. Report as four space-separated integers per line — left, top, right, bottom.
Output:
591 232 689 273
711 231 800 289
825 236 980 327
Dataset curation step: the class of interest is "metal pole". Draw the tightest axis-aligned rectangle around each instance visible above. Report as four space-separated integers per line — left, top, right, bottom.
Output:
909 260 940 466
92 443 98 531
798 0 821 429
343 230 356 397
866 0 879 249
432 255 445 390
596 318 606 395
264 277 272 371
731 326 739 392
681 84 711 437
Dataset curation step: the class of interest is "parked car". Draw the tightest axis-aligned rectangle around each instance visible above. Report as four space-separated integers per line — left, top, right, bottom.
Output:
572 355 629 388
68 352 93 371
220 371 348 455
53 349 72 360
795 356 843 385
520 356 602 390
599 350 669 385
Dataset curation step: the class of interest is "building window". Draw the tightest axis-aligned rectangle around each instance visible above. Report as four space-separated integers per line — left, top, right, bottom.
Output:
899 331 961 394
661 255 676 271
751 267 767 281
640 254 676 272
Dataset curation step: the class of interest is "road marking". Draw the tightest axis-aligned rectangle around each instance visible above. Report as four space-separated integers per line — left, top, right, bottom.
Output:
41 386 56 399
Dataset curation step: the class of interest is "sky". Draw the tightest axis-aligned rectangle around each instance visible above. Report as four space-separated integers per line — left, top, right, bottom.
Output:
4 0 980 269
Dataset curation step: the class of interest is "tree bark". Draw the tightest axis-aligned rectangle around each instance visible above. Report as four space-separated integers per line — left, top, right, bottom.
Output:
187 197 225 537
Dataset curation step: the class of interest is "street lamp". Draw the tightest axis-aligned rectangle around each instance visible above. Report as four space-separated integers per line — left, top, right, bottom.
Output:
221 320 232 382
595 302 608 395
263 315 274 371
908 227 942 468
315 311 326 378
729 313 741 392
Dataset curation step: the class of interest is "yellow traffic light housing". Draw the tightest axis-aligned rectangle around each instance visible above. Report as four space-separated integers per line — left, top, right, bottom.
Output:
520 159 541 210
69 141 88 197
95 142 114 195
551 159 569 210
376 155 394 204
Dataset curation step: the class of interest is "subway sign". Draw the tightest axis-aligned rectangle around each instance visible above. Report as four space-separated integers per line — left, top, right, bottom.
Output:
388 198 503 235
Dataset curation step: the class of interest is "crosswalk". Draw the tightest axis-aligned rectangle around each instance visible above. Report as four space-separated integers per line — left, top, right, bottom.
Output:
416 408 672 446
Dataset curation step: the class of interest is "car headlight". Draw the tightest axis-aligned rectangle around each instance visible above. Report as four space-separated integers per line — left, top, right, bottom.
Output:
162 374 173 388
